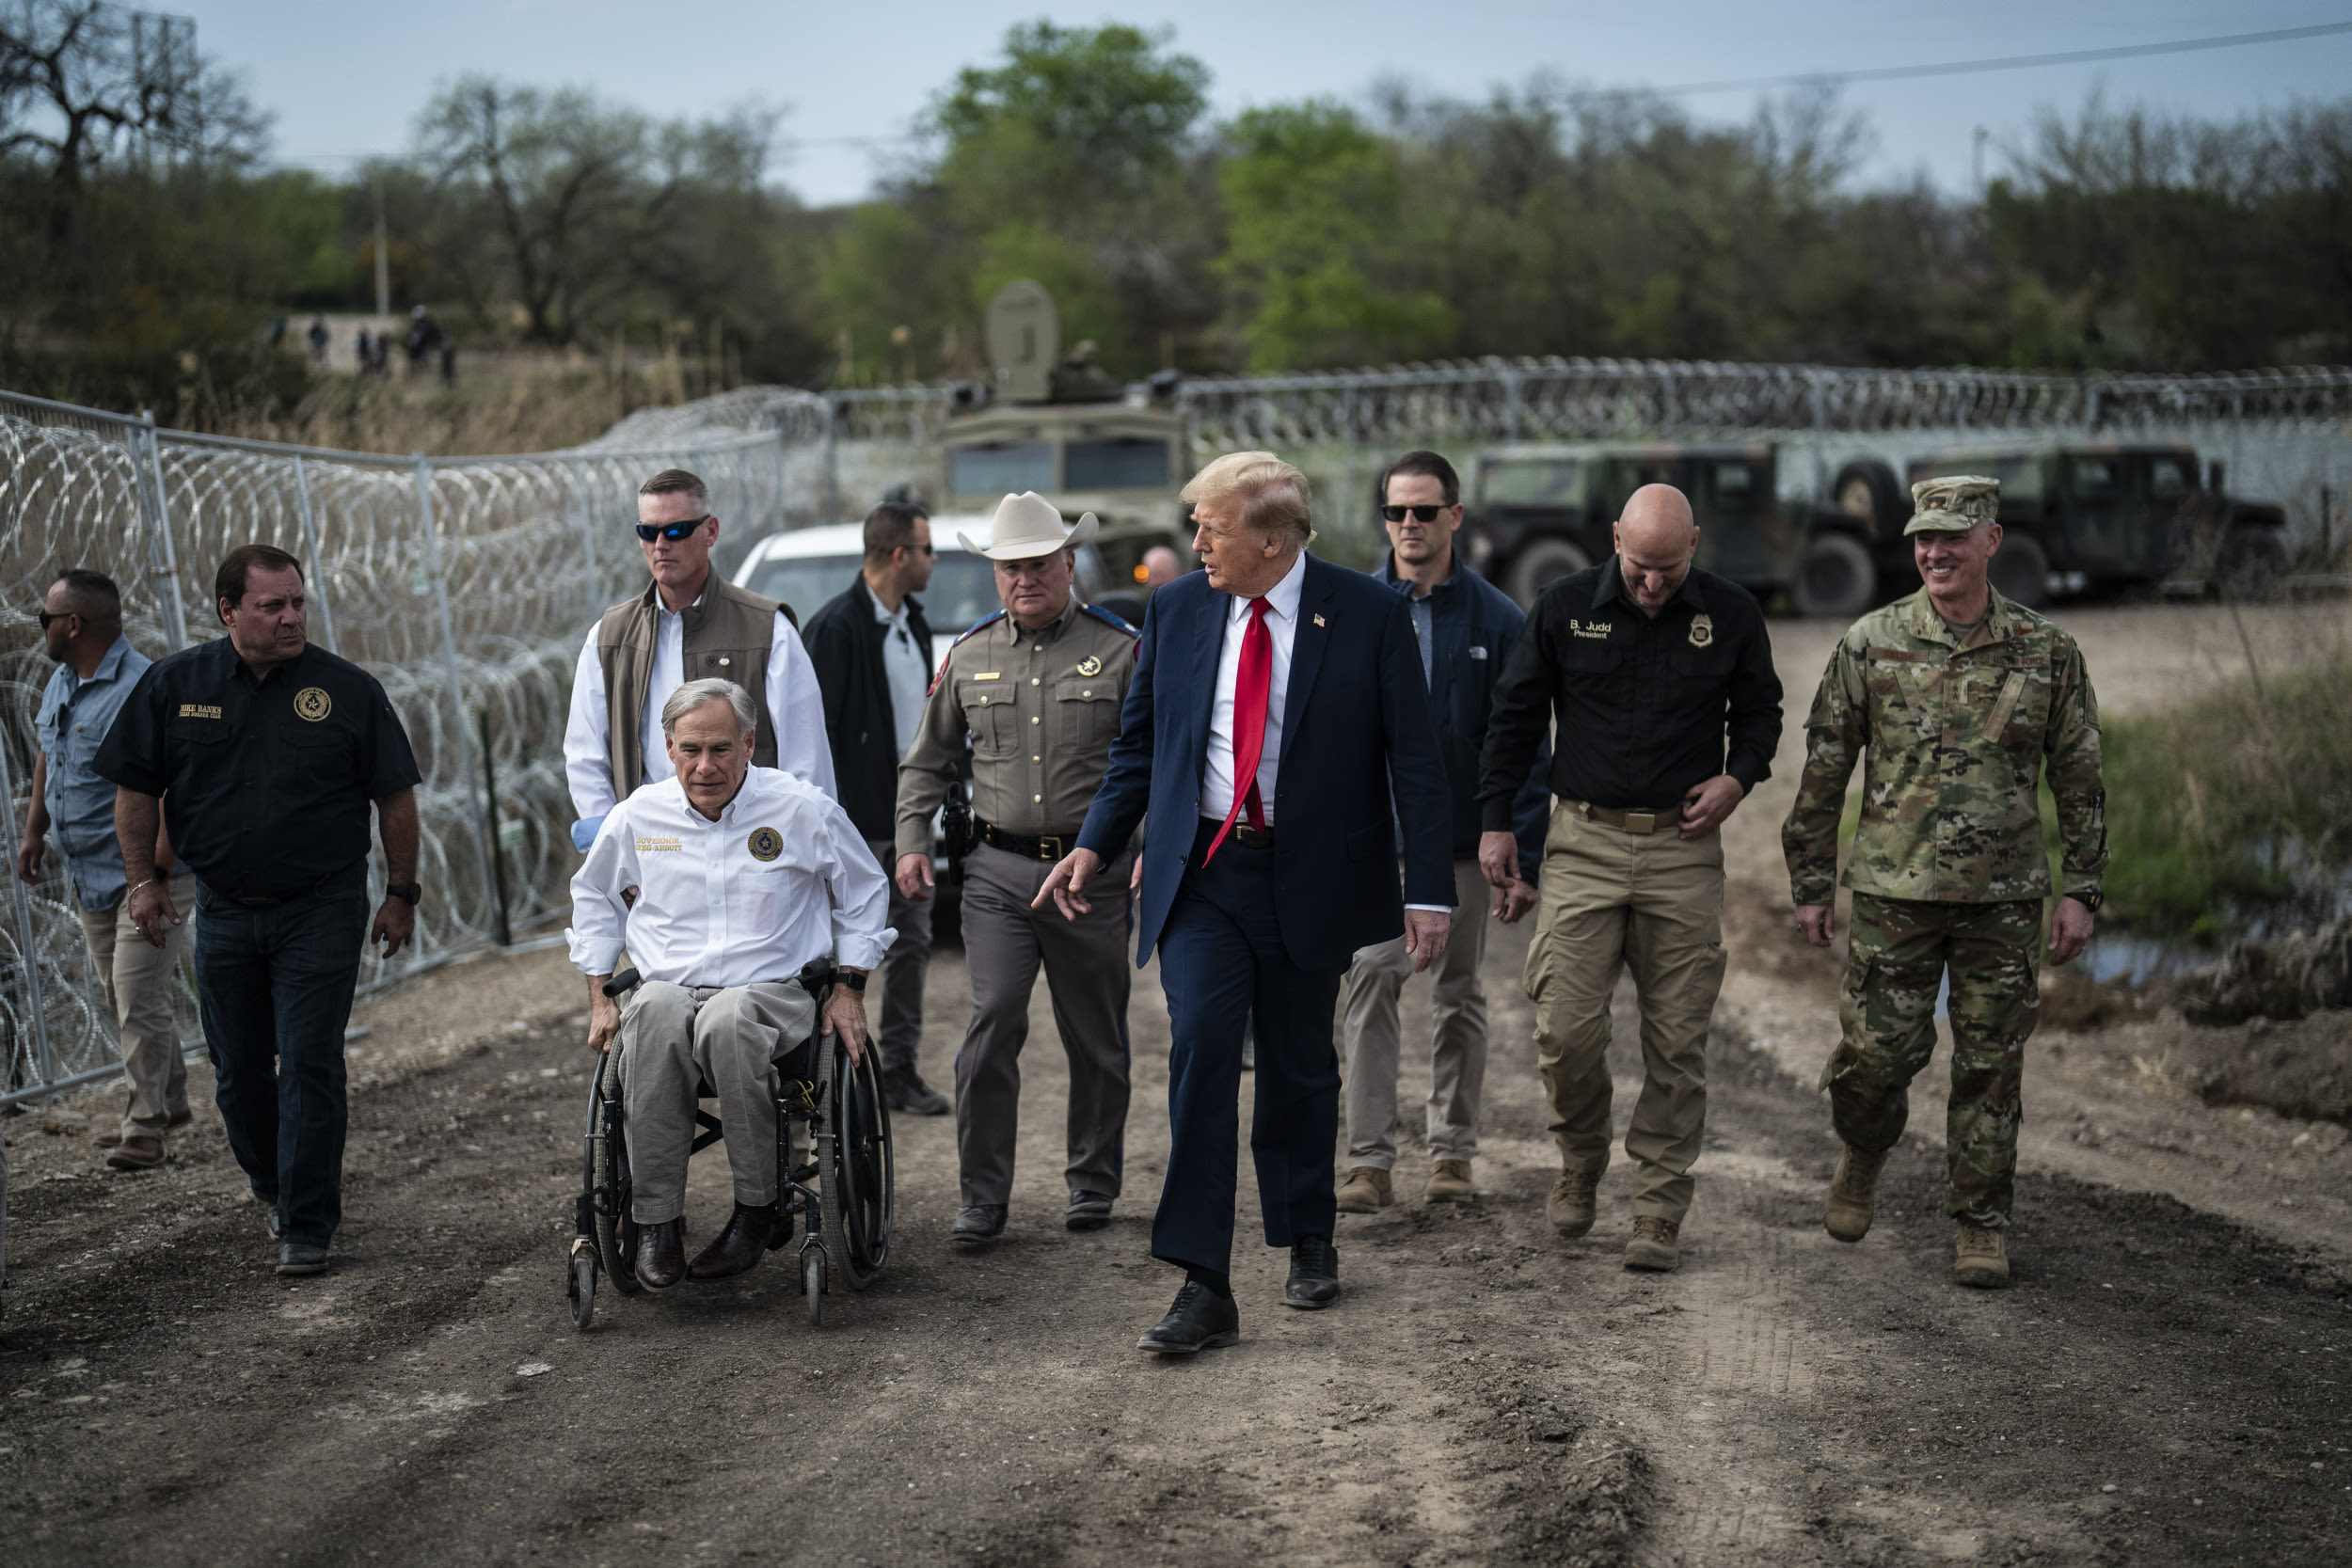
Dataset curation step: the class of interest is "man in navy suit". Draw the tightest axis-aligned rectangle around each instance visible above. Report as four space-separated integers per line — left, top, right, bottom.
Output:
1036 451 1455 1354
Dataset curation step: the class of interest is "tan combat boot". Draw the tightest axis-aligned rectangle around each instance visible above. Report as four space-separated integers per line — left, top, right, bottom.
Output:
1424 1159 1475 1203
1546 1167 1599 1238
1954 1220 2010 1289
1824 1144 1891 1243
1624 1216 1681 1273
1334 1165 1392 1214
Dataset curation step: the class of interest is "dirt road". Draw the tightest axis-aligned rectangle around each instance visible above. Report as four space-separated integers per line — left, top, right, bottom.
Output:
5 601 2350 1566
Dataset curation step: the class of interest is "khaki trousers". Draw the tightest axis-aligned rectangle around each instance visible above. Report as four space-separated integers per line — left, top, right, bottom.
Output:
76 870 197 1140
1525 803 1727 1223
617 979 817 1225
1341 858 1492 1169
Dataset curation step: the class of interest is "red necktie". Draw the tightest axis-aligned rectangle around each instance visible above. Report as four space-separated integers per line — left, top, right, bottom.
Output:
1204 597 1274 865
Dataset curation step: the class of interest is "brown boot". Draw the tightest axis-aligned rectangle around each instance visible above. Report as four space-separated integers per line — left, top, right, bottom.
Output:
688 1202 781 1282
634 1218 687 1291
1954 1220 2010 1289
1424 1159 1475 1204
1824 1144 1890 1243
1546 1167 1599 1238
105 1134 164 1171
1624 1216 1681 1272
1333 1166 1392 1214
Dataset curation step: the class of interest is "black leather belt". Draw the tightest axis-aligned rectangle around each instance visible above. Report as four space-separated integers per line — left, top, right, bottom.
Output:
1195 816 1273 849
226 870 351 909
977 819 1073 863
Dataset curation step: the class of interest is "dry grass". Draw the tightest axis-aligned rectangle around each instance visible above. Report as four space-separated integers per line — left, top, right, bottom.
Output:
206 359 705 457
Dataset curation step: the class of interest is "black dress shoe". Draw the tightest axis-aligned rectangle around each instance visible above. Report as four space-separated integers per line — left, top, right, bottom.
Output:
1136 1281 1240 1354
1285 1235 1340 1309
1065 1191 1114 1231
950 1204 1008 1245
884 1069 951 1117
635 1217 687 1291
688 1201 780 1282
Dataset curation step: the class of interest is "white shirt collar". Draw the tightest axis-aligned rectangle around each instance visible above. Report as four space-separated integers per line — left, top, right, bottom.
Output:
1228 550 1309 624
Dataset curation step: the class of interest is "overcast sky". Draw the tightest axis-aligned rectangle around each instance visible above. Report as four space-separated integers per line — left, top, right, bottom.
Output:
190 0 2352 204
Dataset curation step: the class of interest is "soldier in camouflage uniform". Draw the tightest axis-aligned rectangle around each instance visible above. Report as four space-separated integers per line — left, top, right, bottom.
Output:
1781 476 2106 1289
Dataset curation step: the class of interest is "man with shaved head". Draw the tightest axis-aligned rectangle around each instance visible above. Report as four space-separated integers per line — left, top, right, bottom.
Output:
1478 483 1782 1271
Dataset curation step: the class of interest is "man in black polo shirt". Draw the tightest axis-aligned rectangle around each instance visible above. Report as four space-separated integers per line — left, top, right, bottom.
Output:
97 545 422 1276
1477 484 1782 1273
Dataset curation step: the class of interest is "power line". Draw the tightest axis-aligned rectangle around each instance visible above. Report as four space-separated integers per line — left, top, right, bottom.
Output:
1640 20 2352 98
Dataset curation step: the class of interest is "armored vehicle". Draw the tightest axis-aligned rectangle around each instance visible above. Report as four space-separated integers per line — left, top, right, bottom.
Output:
935 279 1190 595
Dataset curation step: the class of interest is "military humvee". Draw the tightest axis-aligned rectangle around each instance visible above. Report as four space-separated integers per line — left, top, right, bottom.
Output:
1464 441 1812 610
935 279 1190 603
1896 443 2291 607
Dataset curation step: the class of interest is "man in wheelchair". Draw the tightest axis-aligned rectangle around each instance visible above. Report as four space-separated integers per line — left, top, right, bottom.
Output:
567 677 895 1289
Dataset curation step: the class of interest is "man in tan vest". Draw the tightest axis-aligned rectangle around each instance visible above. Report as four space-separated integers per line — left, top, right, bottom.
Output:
564 468 834 844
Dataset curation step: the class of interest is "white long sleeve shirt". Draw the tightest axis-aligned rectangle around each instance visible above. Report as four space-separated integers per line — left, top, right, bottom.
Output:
566 768 895 988
563 589 836 822
1200 550 1306 827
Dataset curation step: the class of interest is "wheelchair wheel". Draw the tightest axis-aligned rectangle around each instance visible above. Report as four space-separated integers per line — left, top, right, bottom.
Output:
821 1037 895 1291
803 1247 825 1326
568 1251 596 1331
589 1048 643 1297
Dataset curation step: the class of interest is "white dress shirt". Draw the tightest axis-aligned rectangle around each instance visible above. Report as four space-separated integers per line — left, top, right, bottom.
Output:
1200 550 1307 827
874 593 929 762
563 586 837 821
567 768 895 988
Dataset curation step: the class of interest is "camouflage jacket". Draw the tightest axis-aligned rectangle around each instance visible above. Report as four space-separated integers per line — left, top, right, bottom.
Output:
1780 587 2106 906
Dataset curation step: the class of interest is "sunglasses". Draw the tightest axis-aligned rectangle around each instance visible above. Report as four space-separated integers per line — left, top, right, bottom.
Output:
1381 504 1449 523
36 609 72 629
635 515 711 543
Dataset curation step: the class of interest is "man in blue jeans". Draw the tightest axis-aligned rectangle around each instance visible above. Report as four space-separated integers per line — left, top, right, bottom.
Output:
97 544 422 1277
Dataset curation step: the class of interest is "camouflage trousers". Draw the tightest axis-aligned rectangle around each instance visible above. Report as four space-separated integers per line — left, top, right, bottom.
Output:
1823 894 2042 1227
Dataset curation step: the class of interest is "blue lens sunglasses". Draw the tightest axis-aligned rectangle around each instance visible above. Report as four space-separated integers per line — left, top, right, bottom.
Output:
636 515 711 543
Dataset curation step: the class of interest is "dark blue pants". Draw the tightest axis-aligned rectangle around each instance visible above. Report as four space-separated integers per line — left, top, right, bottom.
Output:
1151 819 1343 1275
195 873 371 1248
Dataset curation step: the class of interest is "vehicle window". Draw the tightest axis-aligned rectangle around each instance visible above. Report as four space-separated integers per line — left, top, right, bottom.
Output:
1066 438 1170 491
1701 462 1761 510
2069 458 2119 500
744 556 862 624
2147 457 2190 500
949 441 1055 496
1480 459 1581 508
912 553 1005 638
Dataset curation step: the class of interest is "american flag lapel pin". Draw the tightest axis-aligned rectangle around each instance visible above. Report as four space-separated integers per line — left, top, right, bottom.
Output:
1313 613 1327 627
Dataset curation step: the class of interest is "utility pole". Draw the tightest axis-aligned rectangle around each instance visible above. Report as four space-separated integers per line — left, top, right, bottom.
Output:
1972 126 1989 203
373 177 390 318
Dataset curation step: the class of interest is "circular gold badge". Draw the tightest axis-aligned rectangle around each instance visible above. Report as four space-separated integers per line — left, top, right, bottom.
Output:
1075 655 1104 677
1688 615 1715 649
747 827 783 863
293 687 332 721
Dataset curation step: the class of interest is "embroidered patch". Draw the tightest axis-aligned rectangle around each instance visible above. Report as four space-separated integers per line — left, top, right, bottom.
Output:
293 688 332 721
176 703 222 720
1688 614 1715 648
635 836 682 853
1075 655 1103 677
747 827 783 863
1568 617 1612 641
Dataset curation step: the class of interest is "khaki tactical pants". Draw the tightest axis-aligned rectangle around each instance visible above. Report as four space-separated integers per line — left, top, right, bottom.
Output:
1525 803 1727 1223
1341 858 1493 1169
1824 893 2042 1227
76 870 198 1141
617 979 818 1225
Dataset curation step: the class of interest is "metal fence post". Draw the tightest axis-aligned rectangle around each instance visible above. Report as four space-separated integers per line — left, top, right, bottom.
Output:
411 455 501 957
291 455 339 654
0 731 56 1089
823 393 841 525
138 412 190 650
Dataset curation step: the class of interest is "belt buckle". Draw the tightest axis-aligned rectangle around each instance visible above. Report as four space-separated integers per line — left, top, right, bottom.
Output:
1037 834 1065 862
1234 824 1270 849
1622 810 1656 834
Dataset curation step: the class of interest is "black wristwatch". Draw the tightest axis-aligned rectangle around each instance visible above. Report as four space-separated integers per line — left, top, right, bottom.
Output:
385 882 422 907
834 969 867 992
2071 887 2103 913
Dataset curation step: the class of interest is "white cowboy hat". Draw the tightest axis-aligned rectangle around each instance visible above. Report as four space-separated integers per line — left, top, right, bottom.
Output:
957 491 1099 561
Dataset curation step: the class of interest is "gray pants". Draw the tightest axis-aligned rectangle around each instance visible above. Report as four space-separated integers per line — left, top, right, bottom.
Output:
76 870 197 1140
1341 858 1492 1169
955 841 1133 1207
617 979 817 1225
866 837 934 1078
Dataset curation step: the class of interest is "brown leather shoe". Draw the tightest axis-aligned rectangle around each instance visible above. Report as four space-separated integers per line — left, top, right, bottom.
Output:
687 1202 780 1282
634 1218 687 1291
106 1134 165 1171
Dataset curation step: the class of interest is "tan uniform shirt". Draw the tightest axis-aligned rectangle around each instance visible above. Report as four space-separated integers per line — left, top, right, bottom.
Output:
895 597 1141 859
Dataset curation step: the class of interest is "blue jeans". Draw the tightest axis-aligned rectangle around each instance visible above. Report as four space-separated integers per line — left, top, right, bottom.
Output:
195 871 371 1248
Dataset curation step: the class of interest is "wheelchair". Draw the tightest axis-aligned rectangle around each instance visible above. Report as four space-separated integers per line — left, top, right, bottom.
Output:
565 960 894 1330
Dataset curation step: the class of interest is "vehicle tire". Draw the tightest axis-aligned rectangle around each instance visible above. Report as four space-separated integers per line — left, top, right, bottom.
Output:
1833 460 1905 536
1989 532 2052 609
1791 531 1876 619
2217 529 2287 601
1502 537 1593 610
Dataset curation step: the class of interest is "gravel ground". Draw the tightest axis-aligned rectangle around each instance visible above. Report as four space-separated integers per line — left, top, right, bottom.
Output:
4 600 2349 1566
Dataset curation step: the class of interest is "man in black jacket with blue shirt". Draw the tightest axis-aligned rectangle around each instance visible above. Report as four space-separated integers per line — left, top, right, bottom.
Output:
1338 451 1548 1213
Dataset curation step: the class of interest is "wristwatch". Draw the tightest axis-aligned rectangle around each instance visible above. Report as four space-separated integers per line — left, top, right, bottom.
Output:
834 968 868 992
2071 887 2103 912
385 882 422 907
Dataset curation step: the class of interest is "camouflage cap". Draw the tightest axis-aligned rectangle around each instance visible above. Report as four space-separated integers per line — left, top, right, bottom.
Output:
1905 475 2001 534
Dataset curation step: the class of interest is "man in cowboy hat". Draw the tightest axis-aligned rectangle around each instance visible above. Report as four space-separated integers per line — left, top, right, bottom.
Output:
895 491 1143 1245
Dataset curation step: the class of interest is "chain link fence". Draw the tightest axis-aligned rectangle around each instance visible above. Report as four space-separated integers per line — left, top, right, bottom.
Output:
0 385 826 1106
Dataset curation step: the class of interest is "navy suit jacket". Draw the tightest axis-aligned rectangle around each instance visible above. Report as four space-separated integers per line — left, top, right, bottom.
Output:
1076 554 1455 973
